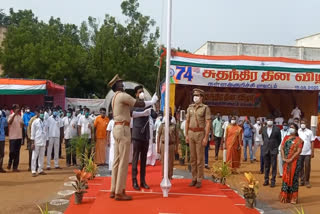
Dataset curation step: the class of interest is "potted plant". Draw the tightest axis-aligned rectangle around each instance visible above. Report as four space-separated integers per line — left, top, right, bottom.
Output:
211 161 232 185
242 172 259 209
83 152 98 180
72 169 92 204
36 203 49 214
68 134 94 169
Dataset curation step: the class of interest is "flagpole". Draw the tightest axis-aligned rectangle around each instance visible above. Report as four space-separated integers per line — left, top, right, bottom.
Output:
160 0 172 198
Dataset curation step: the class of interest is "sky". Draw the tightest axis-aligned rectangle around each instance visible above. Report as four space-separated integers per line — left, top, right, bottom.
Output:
1 0 320 52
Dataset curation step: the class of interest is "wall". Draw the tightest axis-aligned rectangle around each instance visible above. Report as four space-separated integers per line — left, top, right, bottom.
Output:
194 41 320 60
296 34 320 48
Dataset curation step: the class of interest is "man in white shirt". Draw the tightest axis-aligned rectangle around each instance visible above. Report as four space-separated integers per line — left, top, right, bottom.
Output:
31 109 48 177
78 108 93 157
107 116 115 171
278 122 290 177
298 119 315 188
46 108 63 169
253 118 263 161
291 105 301 119
63 108 78 167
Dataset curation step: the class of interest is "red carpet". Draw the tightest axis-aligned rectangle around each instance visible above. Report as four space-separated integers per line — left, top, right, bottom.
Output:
65 162 260 214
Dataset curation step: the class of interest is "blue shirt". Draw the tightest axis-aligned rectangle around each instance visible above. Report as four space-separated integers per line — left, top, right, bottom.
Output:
243 122 253 138
23 112 35 129
0 117 8 141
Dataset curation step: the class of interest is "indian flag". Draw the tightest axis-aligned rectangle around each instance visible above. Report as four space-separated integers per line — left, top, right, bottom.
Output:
0 78 47 95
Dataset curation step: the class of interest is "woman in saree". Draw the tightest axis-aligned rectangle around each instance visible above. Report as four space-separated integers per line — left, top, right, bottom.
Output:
225 116 242 174
280 123 303 204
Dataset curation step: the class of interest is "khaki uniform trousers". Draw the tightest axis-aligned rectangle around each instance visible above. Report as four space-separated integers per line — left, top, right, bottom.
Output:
111 125 131 194
160 143 175 179
189 130 205 182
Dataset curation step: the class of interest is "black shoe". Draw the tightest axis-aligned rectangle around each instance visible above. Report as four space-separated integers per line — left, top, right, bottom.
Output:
263 181 269 186
270 183 275 188
7 165 11 170
132 179 140 190
205 165 210 170
300 182 305 186
141 182 150 189
189 180 197 187
55 166 62 169
0 168 6 173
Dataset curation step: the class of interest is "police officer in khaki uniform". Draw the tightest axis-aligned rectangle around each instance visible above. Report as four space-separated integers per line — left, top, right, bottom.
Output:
157 108 179 180
185 88 211 188
108 75 158 201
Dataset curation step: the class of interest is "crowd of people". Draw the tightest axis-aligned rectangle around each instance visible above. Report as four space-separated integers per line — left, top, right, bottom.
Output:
0 83 316 204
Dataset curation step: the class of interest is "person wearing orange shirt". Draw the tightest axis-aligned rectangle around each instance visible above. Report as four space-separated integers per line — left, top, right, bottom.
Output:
94 108 109 165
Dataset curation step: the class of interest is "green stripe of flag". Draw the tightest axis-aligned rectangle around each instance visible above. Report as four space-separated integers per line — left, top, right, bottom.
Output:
0 89 47 95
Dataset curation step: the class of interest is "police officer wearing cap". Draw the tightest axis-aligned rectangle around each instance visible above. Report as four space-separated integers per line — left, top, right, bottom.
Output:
185 88 211 188
108 75 158 201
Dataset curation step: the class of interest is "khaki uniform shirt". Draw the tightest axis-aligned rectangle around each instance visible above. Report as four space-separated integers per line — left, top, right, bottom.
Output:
112 92 136 122
158 123 179 145
186 103 211 129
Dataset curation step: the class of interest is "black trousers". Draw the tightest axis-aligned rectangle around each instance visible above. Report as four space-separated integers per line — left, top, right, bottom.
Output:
65 139 77 165
0 141 4 169
214 136 222 158
264 152 277 183
299 155 311 184
8 139 22 169
132 139 149 183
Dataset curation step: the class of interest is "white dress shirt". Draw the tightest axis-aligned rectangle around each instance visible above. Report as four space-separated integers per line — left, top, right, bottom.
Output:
298 128 315 155
78 115 93 138
62 116 78 139
291 108 301 119
267 127 273 138
31 118 48 146
47 116 63 138
253 123 263 142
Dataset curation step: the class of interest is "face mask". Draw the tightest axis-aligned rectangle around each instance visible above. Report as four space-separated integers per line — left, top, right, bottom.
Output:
301 124 306 129
139 92 145 100
26 109 30 113
193 96 200 103
283 126 288 131
289 128 296 135
267 121 273 126
85 112 89 117
231 120 236 124
39 113 44 119
257 121 261 125
67 112 72 117
53 111 58 117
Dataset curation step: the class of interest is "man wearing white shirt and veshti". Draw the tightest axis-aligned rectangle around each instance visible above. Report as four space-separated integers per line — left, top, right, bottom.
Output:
298 119 315 188
31 109 48 177
291 105 302 120
253 118 263 161
63 108 78 167
107 114 115 171
47 108 63 170
78 108 94 158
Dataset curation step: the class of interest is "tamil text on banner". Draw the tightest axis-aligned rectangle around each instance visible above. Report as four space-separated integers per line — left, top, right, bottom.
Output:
169 52 320 90
205 92 262 108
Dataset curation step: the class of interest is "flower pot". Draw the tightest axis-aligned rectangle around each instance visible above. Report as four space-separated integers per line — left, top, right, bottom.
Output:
74 192 84 205
245 197 256 209
220 177 226 185
179 158 185 166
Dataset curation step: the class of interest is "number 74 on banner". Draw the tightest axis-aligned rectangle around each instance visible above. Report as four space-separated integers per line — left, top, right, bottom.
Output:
175 66 193 81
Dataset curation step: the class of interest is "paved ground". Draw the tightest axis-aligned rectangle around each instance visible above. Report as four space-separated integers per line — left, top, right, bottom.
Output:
0 141 319 214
